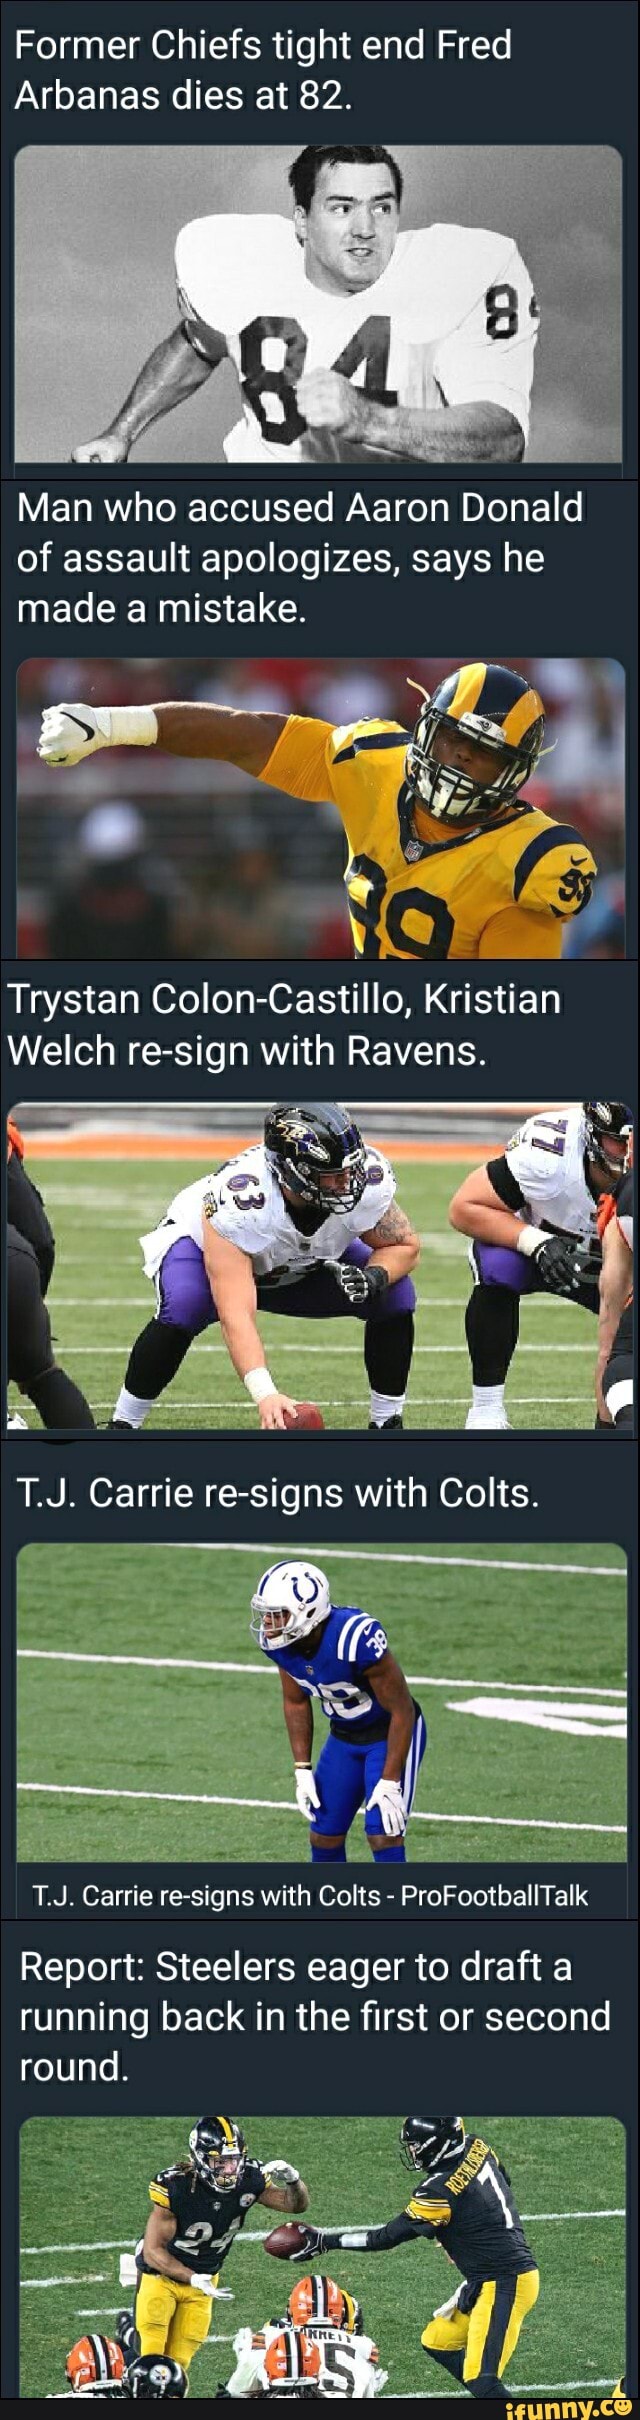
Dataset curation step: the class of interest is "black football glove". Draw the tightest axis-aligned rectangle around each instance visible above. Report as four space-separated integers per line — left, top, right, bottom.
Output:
287 2224 326 2262
533 1234 594 1297
325 1259 389 1306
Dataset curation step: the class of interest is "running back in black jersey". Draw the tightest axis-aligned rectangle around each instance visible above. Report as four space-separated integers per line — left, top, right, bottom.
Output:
404 2134 536 2281
140 2159 267 2278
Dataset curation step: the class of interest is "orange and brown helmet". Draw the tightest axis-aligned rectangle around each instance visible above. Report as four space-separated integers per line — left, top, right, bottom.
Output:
287 2275 363 2335
264 2327 322 2393
65 2334 127 2390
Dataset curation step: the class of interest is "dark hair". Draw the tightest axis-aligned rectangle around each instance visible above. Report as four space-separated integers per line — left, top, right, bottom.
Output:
288 146 403 213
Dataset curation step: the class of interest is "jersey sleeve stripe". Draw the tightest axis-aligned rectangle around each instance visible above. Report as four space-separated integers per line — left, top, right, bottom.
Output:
333 731 410 765
336 1614 372 1661
513 825 589 903
405 2196 452 2223
148 2184 171 2207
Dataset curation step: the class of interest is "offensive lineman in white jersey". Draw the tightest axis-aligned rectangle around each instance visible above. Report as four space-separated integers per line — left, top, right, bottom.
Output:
448 1100 632 1430
108 1101 420 1434
72 145 538 467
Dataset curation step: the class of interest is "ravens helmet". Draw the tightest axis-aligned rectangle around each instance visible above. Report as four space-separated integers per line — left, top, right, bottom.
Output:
264 1102 368 1215
399 2115 465 2174
583 1102 633 1178
287 2275 364 2335
126 2356 188 2398
65 2335 126 2391
405 663 545 828
188 2115 247 2194
250 1561 332 1650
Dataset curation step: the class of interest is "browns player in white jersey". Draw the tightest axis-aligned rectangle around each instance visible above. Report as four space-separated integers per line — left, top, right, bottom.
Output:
72 145 538 466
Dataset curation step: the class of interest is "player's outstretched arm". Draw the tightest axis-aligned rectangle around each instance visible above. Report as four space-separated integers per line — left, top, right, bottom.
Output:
71 323 222 463
290 2208 426 2260
38 697 289 778
201 1224 298 1432
295 372 523 463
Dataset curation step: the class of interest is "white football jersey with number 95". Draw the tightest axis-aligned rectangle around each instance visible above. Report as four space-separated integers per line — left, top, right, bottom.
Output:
175 213 538 463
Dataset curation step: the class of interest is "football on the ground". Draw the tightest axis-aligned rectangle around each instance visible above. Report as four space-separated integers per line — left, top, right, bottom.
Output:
264 2223 309 2259
283 1402 325 1431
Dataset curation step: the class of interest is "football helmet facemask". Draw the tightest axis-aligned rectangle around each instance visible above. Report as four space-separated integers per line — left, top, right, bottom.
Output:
251 1561 332 1650
264 1102 368 1215
583 1101 633 1178
405 663 545 828
399 2115 465 2174
126 2357 188 2399
287 2276 363 2335
188 2115 247 2194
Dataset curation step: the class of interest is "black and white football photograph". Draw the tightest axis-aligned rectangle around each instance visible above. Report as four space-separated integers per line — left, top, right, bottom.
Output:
14 144 622 465
20 655 626 964
6 1099 634 1437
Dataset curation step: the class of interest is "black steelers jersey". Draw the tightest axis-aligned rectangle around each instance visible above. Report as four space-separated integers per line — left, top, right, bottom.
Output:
403 2135 536 2281
140 2159 267 2277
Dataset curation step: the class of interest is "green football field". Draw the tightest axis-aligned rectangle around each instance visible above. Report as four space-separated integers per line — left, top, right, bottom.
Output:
7 1151 601 1431
17 1541 626 1864
20 2113 625 2398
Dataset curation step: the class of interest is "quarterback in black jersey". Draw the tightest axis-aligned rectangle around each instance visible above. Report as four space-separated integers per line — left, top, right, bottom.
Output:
288 2116 539 2400
133 2119 309 2380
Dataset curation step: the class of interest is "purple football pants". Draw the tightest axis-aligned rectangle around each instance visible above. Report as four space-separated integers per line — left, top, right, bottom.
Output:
155 1235 416 1334
470 1241 537 1294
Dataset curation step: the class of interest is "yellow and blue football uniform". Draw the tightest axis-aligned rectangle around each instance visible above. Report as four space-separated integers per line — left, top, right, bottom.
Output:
259 714 596 960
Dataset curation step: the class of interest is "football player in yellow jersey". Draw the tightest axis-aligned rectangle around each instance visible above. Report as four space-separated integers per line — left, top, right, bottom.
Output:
39 662 597 962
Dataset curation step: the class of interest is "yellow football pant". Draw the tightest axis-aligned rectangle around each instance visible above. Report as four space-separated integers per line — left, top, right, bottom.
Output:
422 2268 540 2382
135 2271 218 2370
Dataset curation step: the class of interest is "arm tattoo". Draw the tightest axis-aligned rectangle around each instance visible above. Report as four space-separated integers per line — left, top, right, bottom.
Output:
366 1201 414 1248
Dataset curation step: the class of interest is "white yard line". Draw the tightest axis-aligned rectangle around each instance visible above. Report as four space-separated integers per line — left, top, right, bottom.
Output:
57 1342 597 1355
21 2210 625 2254
18 1650 626 1698
167 1545 626 1580
17 1783 625 1835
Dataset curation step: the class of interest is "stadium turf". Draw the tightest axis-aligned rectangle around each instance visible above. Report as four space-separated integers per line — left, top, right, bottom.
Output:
17 1541 626 1865
8 1152 602 1432
20 2113 625 2398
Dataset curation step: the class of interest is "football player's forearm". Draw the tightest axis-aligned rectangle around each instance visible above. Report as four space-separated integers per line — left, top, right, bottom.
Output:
283 1699 314 1767
382 1700 415 1781
100 325 213 447
349 396 524 463
320 2211 417 2253
216 1303 266 1383
153 702 287 774
367 1240 419 1282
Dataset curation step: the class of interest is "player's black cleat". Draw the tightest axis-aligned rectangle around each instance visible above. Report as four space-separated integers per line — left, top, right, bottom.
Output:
105 1419 137 1431
368 1415 404 1431
116 2307 139 2360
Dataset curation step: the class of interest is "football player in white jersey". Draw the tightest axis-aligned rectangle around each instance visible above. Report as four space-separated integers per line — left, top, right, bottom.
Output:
221 2284 386 2396
108 1101 419 1434
448 1100 632 1429
72 145 537 466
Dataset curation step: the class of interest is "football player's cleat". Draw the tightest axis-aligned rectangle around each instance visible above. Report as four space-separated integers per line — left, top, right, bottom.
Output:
250 1561 332 1650
405 663 545 828
65 2334 126 2391
188 2115 247 2194
287 2276 364 2335
7 1413 29 1429
400 2115 465 2174
583 1102 633 1179
367 1415 403 1431
264 1103 368 1214
464 1406 511 1430
126 2356 188 2398
116 2308 140 2361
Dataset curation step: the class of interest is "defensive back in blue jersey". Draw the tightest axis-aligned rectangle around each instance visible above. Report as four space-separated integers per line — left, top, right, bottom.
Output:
266 1604 392 1740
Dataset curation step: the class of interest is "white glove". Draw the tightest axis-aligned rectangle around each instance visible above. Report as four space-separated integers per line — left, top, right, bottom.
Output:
366 1778 406 1838
38 702 158 768
189 2271 234 2299
294 1765 321 1819
262 2158 300 2186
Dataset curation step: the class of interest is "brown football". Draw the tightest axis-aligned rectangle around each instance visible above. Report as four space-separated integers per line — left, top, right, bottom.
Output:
283 1402 325 1431
264 2222 309 2260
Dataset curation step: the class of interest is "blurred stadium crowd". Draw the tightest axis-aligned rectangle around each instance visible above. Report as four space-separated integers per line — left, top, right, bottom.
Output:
17 656 625 960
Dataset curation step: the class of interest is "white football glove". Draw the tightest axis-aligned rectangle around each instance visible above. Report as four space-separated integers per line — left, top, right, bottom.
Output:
38 704 114 768
366 1778 406 1838
262 2158 301 2186
294 1765 321 1820
189 2272 234 2299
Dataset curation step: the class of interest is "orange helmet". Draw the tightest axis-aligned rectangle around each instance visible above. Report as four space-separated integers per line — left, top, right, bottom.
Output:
264 2328 322 2393
287 2275 363 2335
65 2334 126 2390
